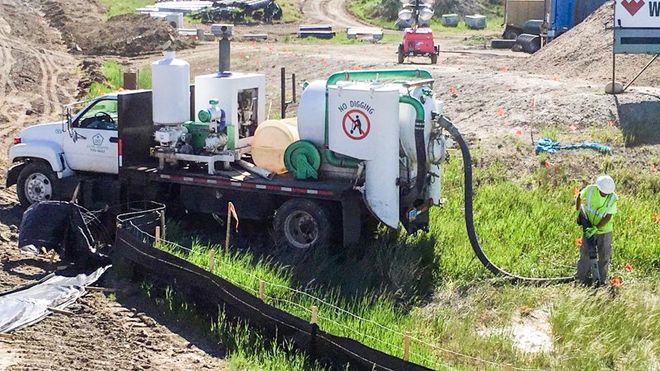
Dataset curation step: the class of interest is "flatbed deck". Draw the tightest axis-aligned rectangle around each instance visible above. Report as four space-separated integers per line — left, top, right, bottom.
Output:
122 164 356 200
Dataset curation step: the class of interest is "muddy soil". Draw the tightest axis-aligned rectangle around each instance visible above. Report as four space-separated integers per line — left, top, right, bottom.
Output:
42 0 192 56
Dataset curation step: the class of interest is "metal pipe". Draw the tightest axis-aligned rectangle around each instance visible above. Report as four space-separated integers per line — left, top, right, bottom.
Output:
280 67 286 118
325 69 432 87
237 159 273 180
623 54 659 92
219 36 231 73
292 73 297 103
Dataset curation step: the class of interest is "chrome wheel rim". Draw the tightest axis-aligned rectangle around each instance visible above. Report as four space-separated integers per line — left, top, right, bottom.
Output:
24 173 52 203
284 210 319 249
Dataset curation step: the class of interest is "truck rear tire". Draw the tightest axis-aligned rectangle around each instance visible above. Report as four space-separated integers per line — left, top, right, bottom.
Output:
17 162 60 207
273 199 332 250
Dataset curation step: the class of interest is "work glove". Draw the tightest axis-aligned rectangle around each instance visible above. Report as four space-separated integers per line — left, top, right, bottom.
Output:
584 226 598 238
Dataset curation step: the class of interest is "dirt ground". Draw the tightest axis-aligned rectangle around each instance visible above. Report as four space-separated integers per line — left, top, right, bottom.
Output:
0 0 659 369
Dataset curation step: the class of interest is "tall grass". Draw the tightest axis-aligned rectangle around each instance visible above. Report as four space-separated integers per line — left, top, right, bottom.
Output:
156 154 659 369
136 278 324 370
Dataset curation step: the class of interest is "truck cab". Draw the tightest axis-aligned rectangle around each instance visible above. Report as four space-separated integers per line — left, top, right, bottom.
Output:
7 94 121 205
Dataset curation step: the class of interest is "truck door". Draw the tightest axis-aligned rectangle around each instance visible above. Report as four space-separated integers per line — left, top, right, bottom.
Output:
63 98 119 174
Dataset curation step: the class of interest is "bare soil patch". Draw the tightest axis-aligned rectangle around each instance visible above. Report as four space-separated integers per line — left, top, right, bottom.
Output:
525 2 660 87
42 0 193 57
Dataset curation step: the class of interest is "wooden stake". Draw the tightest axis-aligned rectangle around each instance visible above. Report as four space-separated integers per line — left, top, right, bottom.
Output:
86 287 116 293
225 209 231 251
48 307 74 316
70 182 81 203
155 226 161 245
310 305 318 325
259 280 265 301
403 332 411 361
208 250 216 274
160 210 166 240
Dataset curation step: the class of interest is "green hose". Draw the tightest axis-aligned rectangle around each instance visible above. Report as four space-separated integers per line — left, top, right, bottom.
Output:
325 69 433 87
399 95 425 124
324 149 360 168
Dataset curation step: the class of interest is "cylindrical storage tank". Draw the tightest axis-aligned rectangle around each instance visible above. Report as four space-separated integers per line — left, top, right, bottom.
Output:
152 51 190 125
296 80 326 146
251 118 299 174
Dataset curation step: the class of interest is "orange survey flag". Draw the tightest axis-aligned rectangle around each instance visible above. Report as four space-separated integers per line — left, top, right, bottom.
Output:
228 202 239 231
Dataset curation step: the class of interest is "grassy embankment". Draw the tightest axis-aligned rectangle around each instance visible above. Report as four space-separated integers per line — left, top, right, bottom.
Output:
159 153 659 370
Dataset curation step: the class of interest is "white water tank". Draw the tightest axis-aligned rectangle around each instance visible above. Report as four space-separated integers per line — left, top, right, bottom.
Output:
327 82 401 228
152 51 190 125
296 80 326 146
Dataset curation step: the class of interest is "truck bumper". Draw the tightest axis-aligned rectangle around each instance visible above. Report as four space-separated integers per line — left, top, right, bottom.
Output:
6 162 25 188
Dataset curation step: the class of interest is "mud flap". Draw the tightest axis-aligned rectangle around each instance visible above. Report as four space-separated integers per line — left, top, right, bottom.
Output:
341 195 361 247
6 162 25 188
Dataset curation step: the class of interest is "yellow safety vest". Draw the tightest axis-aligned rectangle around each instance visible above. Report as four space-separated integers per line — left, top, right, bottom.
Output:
581 185 618 234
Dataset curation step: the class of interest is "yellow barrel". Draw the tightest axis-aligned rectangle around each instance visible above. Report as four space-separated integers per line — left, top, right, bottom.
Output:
251 118 299 174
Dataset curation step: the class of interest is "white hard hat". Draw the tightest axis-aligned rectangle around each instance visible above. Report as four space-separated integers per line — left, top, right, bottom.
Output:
596 175 615 194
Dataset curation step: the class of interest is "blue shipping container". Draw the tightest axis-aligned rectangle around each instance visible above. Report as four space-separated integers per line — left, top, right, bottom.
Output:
548 0 607 39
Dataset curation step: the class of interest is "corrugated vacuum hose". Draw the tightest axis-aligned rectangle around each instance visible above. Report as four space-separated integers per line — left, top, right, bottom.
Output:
437 116 574 284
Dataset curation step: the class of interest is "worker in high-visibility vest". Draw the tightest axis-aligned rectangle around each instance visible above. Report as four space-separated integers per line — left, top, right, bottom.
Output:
575 175 618 285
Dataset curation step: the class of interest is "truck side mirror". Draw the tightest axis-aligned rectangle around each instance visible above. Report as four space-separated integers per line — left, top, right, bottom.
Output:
65 106 72 129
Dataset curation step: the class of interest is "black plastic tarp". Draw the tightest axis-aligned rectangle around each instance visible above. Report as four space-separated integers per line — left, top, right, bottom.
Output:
18 201 110 267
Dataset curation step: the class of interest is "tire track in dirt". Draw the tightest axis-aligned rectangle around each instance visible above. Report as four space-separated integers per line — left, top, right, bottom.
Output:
303 0 370 29
1 292 228 370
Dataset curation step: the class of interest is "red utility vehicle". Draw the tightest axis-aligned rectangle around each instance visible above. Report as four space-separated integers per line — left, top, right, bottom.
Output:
398 27 439 64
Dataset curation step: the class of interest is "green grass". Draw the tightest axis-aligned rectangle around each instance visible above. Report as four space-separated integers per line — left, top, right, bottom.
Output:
84 61 152 100
134 278 323 370
99 0 154 18
279 0 303 23
156 154 659 369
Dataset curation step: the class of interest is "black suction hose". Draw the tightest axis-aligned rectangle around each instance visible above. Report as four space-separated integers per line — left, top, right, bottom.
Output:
438 116 574 284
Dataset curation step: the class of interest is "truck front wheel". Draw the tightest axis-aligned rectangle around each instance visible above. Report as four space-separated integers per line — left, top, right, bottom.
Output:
17 162 59 207
274 199 332 250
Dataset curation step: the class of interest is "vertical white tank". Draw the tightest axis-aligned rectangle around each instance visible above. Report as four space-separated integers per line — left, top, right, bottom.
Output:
296 80 327 146
152 51 190 125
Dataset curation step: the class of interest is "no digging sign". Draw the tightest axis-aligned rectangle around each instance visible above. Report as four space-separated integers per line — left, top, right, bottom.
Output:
615 0 660 53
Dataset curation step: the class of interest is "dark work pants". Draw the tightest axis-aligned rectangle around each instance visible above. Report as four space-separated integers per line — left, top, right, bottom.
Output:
576 232 612 285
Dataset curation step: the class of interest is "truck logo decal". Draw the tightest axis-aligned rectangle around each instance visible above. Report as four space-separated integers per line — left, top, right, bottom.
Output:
622 0 645 16
92 133 104 146
342 109 371 140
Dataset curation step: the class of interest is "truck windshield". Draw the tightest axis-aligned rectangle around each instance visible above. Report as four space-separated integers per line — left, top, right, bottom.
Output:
73 99 118 130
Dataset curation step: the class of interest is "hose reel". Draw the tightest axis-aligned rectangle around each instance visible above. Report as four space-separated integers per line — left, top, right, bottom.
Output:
284 140 321 180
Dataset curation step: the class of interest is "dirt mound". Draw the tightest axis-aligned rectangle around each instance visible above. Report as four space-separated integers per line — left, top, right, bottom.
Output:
42 0 193 57
524 2 660 86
